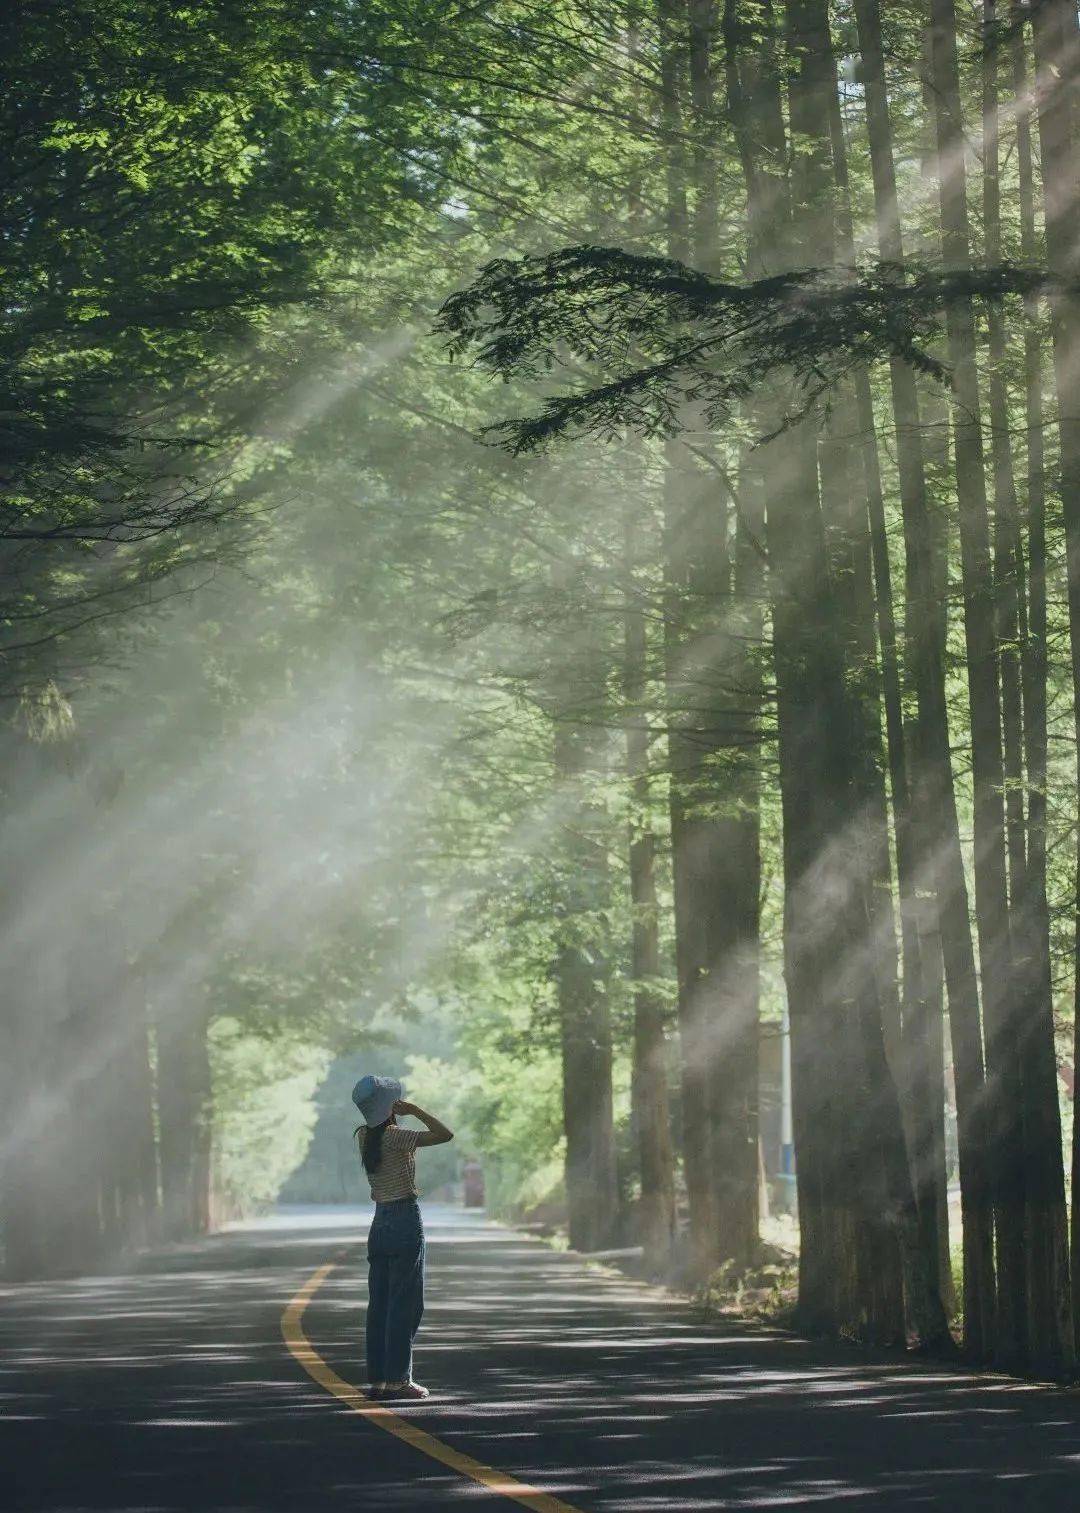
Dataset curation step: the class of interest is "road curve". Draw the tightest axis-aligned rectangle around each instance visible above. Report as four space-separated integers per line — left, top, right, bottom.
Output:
3 1203 1080 1511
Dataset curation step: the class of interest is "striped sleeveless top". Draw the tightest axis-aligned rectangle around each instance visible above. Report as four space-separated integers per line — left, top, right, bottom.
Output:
363 1123 420 1202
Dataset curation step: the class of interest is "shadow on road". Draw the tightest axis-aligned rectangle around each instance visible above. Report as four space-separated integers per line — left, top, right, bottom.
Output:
3 1204 1080 1510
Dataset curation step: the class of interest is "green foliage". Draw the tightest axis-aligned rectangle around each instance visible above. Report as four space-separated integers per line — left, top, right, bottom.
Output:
439 245 1054 453
12 0 1080 1310
0 0 451 697
210 1017 331 1214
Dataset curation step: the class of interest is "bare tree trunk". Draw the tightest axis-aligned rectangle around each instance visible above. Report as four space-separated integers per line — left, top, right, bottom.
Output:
928 0 1027 1367
623 16 677 1276
1027 0 1080 1371
984 0 1071 1372
552 701 620 1255
788 0 938 1345
661 448 761 1276
658 0 713 1277
660 0 761 1278
723 0 892 1336
691 2 763 1288
918 18 976 1336
853 0 984 1339
719 0 843 1318
825 23 951 1343
624 507 677 1272
1010 18 1052 1346
982 3 1027 904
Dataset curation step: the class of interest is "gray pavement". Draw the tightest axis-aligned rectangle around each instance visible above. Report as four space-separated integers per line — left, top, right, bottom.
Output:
3 1203 1080 1510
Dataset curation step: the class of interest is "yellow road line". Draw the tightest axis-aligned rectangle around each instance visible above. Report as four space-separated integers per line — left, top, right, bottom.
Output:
281 1252 585 1513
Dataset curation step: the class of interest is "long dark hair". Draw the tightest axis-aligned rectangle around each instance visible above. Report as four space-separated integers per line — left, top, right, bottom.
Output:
356 1116 392 1174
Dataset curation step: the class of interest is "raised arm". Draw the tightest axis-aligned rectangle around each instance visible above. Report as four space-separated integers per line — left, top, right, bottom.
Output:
394 1100 454 1147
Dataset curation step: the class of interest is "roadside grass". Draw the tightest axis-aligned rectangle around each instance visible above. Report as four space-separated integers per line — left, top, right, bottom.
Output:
692 1216 799 1324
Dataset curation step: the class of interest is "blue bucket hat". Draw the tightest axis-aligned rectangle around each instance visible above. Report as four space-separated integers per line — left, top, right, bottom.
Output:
352 1073 402 1127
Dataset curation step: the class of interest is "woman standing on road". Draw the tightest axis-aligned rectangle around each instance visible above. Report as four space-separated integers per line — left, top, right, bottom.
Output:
352 1075 454 1401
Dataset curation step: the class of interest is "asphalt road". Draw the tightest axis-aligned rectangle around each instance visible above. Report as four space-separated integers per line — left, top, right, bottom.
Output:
4 1203 1080 1511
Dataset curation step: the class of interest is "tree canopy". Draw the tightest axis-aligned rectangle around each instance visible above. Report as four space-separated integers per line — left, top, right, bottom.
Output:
6 0 1080 1387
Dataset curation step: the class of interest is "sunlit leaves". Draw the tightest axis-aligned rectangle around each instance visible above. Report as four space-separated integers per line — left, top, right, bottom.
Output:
0 0 458 693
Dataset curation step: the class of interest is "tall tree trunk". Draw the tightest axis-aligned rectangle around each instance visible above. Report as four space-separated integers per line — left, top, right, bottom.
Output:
624 507 677 1273
624 15 677 1276
928 0 1027 1366
919 11 986 1337
1010 22 1051 1317
983 0 1071 1372
660 0 761 1278
688 0 719 266
982 2 1027 906
688 0 762 1283
723 0 846 1329
661 447 761 1277
1027 0 1080 1370
552 697 620 1255
787 0 937 1345
853 0 983 1339
83 916 127 1265
826 22 952 1342
722 0 903 1336
732 453 766 1246
658 0 714 1277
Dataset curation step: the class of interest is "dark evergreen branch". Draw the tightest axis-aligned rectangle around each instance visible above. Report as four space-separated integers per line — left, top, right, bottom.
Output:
438 244 1056 453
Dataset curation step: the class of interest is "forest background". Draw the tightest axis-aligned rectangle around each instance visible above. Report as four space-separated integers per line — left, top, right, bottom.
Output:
6 0 1080 1380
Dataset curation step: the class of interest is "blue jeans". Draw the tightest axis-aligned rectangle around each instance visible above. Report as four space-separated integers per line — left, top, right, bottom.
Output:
366 1198 425 1384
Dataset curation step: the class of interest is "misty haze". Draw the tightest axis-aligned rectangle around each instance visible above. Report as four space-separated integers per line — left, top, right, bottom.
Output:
5 3 1080 1510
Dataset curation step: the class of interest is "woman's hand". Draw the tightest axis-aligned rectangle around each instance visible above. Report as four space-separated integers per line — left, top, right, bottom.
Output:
394 1099 454 1146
